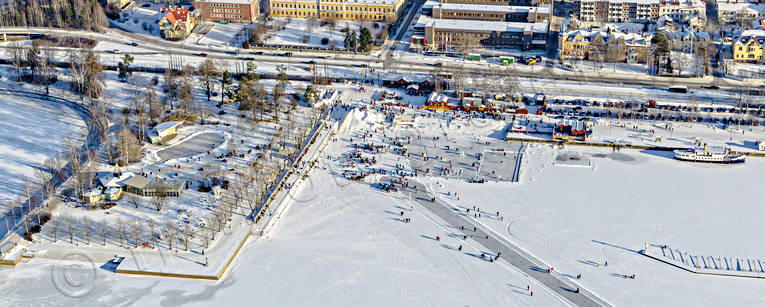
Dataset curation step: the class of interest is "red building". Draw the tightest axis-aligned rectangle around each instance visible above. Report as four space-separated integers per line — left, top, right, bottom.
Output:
194 0 259 23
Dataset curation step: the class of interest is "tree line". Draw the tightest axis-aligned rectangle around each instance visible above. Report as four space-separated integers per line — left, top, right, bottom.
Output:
0 0 107 31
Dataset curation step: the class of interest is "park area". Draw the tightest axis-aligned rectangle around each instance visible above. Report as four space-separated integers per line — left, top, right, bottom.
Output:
260 17 386 49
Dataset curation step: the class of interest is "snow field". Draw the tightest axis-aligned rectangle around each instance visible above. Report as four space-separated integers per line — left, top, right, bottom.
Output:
0 92 86 209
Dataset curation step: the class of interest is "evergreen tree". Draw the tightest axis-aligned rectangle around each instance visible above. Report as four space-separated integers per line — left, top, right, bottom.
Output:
344 30 357 50
359 27 373 50
117 54 134 82
221 71 233 104
304 85 319 103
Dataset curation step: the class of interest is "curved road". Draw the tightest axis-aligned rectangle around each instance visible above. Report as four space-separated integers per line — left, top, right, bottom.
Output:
0 88 104 244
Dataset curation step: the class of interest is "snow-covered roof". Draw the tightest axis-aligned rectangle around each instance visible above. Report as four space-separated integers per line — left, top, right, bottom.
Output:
104 187 122 195
423 17 548 34
561 29 652 46
194 0 256 4
99 171 136 188
717 2 765 13
433 3 550 14
122 175 153 189
288 0 401 4
154 121 183 133
735 29 765 45
160 6 192 25
579 0 658 3
85 188 103 197
427 92 451 104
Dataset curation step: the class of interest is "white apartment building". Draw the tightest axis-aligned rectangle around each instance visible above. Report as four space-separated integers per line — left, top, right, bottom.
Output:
574 0 704 23
717 1 765 25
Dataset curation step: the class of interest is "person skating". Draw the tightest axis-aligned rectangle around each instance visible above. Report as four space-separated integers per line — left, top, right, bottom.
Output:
458 245 462 252
575 288 579 294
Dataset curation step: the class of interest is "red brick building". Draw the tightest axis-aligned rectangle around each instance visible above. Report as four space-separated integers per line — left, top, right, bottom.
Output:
194 0 259 23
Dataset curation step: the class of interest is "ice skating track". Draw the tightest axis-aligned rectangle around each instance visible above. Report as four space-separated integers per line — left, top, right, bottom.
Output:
406 180 610 307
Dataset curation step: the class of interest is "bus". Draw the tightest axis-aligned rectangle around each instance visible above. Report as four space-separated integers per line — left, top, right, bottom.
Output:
668 85 688 93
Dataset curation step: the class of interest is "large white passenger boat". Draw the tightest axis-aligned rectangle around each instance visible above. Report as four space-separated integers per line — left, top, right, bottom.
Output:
673 146 745 164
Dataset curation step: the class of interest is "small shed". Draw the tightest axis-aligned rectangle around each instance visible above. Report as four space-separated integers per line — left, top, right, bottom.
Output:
150 121 183 144
104 187 123 201
83 188 104 204
382 75 411 88
407 84 420 95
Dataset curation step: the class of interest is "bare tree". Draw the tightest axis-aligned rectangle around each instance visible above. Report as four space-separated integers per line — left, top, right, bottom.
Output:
7 41 23 82
130 218 143 248
182 223 192 251
148 220 157 249
40 47 56 94
98 220 108 246
306 16 317 40
126 194 140 209
206 212 217 241
164 221 177 251
64 215 75 243
49 216 59 242
82 217 93 245
33 168 52 209
152 195 166 212
199 59 219 101
116 217 127 247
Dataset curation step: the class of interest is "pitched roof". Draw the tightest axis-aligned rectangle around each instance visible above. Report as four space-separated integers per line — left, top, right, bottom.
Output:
562 30 652 46
736 29 765 46
162 6 191 25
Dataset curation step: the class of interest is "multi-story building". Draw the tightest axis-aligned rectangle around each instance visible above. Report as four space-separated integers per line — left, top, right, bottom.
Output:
574 0 703 23
439 0 535 5
431 3 549 22
158 6 196 40
558 29 652 63
413 16 548 50
733 29 764 63
194 0 259 23
269 0 405 21
717 2 765 25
